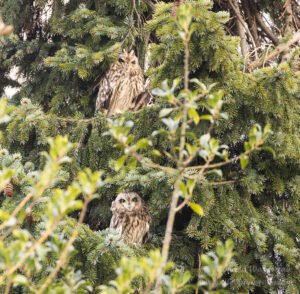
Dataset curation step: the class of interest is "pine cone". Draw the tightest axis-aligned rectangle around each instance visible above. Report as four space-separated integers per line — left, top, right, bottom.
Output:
4 182 13 197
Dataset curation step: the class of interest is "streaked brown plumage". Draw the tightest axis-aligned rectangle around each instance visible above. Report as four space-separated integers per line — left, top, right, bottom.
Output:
110 191 151 244
95 50 145 115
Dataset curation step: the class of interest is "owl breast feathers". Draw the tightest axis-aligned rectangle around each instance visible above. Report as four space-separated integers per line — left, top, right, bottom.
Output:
110 191 151 244
95 50 146 115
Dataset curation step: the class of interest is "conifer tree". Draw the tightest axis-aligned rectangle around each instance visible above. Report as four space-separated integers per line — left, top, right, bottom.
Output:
0 0 299 293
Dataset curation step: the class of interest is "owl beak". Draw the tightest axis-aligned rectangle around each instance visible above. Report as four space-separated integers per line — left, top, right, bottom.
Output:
127 204 133 211
125 64 128 71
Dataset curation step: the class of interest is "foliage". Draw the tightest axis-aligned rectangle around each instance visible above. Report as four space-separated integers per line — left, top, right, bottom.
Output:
0 0 299 293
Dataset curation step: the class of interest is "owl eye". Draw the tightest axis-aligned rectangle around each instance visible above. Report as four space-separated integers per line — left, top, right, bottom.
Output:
132 197 137 202
120 199 126 203
131 60 136 64
118 58 124 63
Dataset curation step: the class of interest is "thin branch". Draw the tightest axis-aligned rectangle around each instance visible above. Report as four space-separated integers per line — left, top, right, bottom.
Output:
154 176 182 291
36 195 90 294
0 217 62 282
175 197 189 212
115 136 177 173
236 6 248 57
249 30 300 70
228 0 258 59
175 180 235 211
0 192 33 232
282 0 294 61
241 0 260 48
203 179 237 186
183 144 259 174
255 11 279 45
154 28 190 293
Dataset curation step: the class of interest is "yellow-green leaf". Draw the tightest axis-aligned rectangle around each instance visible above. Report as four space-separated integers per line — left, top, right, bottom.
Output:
189 202 204 215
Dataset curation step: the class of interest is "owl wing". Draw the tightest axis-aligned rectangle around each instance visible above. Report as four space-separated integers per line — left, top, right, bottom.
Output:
142 222 150 244
95 72 113 114
142 205 152 243
109 213 119 229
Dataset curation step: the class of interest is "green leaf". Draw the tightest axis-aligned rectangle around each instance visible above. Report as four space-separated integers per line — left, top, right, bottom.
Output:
127 158 137 170
151 150 161 157
188 108 200 125
200 134 210 147
186 179 195 195
180 182 188 197
0 209 10 221
12 274 29 286
199 115 213 121
159 108 173 118
114 155 127 171
136 138 149 150
240 154 249 169
206 90 224 108
182 271 191 284
162 118 180 132
262 146 276 158
209 138 220 153
189 203 204 215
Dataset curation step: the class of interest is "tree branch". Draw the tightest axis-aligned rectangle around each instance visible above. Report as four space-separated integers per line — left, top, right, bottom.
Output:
249 30 300 71
281 0 294 61
235 0 248 57
255 11 279 45
35 195 91 294
228 0 258 59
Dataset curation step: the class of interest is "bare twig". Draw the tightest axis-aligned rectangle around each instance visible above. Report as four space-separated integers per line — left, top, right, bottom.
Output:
241 0 260 48
249 30 300 70
255 11 279 45
154 28 190 292
228 0 258 59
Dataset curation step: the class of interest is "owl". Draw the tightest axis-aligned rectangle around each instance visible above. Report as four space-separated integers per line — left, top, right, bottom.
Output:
110 191 151 244
95 50 146 115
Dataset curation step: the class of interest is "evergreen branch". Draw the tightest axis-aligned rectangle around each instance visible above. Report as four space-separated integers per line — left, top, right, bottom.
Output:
0 192 33 232
249 30 300 70
36 194 91 294
1 216 62 281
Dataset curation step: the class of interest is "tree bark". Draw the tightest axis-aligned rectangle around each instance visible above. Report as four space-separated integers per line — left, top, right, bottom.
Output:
281 0 294 61
249 30 300 71
241 0 260 47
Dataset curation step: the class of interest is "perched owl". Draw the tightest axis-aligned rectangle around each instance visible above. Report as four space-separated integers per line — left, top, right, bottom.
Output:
110 191 151 244
95 50 147 115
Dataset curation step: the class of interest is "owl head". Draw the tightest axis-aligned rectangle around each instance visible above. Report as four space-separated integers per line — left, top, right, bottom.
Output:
117 49 140 73
111 191 143 213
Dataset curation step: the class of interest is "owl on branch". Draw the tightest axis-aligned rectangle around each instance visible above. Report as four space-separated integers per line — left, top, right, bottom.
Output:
110 191 151 245
95 50 151 115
